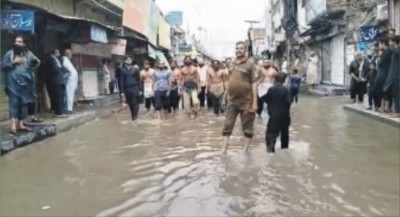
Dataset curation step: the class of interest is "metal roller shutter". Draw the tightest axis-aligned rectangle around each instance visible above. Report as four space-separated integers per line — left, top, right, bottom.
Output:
331 34 345 85
321 40 332 83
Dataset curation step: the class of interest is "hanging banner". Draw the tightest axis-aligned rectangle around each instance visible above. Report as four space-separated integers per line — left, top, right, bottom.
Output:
165 11 183 26
122 0 146 35
145 0 159 46
1 10 35 33
109 38 127 56
158 17 171 50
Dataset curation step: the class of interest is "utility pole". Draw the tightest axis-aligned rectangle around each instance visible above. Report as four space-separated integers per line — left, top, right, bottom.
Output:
245 20 259 57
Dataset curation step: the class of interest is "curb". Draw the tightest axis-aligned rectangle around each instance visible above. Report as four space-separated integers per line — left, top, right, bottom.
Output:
0 107 116 156
343 104 400 128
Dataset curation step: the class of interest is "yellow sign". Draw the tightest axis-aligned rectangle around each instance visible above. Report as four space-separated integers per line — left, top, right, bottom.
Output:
158 17 172 50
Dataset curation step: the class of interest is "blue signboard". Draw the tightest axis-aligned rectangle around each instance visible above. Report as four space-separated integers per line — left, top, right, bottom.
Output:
1 10 35 32
165 11 183 26
359 25 378 42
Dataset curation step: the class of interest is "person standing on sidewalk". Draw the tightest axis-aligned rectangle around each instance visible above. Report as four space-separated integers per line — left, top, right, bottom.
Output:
1 35 41 133
383 36 400 115
141 61 155 112
120 57 142 121
373 37 393 113
153 62 171 120
62 49 78 114
197 59 208 110
102 59 111 95
349 52 369 103
221 41 258 154
366 42 380 110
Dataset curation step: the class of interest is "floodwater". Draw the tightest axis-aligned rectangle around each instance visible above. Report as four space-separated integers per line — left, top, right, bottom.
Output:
1 96 399 217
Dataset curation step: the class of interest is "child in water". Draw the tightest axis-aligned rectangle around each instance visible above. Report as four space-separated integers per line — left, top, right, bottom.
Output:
265 73 292 153
290 68 302 103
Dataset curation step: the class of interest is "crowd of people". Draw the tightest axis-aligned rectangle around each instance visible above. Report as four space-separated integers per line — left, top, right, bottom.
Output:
349 29 399 117
1 35 80 134
116 41 296 154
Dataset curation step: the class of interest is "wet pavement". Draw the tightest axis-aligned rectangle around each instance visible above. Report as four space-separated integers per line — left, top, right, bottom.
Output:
1 96 399 216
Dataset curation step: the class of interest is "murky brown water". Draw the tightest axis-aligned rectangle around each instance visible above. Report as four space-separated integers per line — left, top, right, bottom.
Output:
1 96 399 217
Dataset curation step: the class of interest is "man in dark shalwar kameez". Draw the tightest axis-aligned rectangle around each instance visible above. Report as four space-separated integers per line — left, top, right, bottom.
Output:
383 36 400 116
265 73 292 153
1 35 40 133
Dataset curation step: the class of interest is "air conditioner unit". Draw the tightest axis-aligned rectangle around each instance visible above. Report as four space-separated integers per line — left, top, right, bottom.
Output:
377 3 388 20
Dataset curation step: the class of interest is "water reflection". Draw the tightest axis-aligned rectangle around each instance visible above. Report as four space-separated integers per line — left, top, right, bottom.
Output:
0 96 399 217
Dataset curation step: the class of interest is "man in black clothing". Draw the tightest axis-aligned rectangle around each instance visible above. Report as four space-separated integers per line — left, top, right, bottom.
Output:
265 73 292 153
43 49 68 118
349 52 370 103
119 57 142 121
366 42 380 110
383 36 400 114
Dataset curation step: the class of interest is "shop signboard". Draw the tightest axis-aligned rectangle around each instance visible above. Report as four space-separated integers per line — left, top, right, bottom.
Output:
91 24 108 43
145 0 159 46
109 38 127 55
359 25 378 42
1 10 35 33
165 11 183 26
158 17 172 50
122 0 146 35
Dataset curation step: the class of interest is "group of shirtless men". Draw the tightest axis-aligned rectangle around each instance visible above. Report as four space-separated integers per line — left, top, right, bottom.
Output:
139 55 277 120
136 41 280 154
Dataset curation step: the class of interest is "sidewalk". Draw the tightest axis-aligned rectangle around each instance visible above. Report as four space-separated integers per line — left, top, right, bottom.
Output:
343 100 400 128
0 94 120 155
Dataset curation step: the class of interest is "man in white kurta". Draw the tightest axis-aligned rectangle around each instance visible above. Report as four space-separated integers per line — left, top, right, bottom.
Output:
62 49 78 114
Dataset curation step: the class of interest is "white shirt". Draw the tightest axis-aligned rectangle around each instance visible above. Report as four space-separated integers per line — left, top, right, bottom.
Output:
198 66 208 86
62 56 78 78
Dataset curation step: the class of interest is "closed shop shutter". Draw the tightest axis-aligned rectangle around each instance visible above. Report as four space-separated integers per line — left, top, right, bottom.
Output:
320 40 332 83
330 34 345 85
71 43 112 99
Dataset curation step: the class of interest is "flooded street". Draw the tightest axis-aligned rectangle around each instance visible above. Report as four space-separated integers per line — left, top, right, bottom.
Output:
1 96 399 217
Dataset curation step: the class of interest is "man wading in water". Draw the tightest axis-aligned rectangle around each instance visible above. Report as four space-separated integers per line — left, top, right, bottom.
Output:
222 41 258 154
140 61 155 113
169 60 181 114
207 60 226 116
180 56 201 119
257 59 277 118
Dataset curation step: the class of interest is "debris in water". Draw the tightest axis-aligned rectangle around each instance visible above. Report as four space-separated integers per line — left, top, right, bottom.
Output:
42 206 51 210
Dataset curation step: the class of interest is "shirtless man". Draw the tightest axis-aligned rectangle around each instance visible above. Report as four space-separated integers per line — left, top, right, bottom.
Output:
169 60 181 114
180 56 200 118
140 61 155 112
257 59 277 117
207 60 226 116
